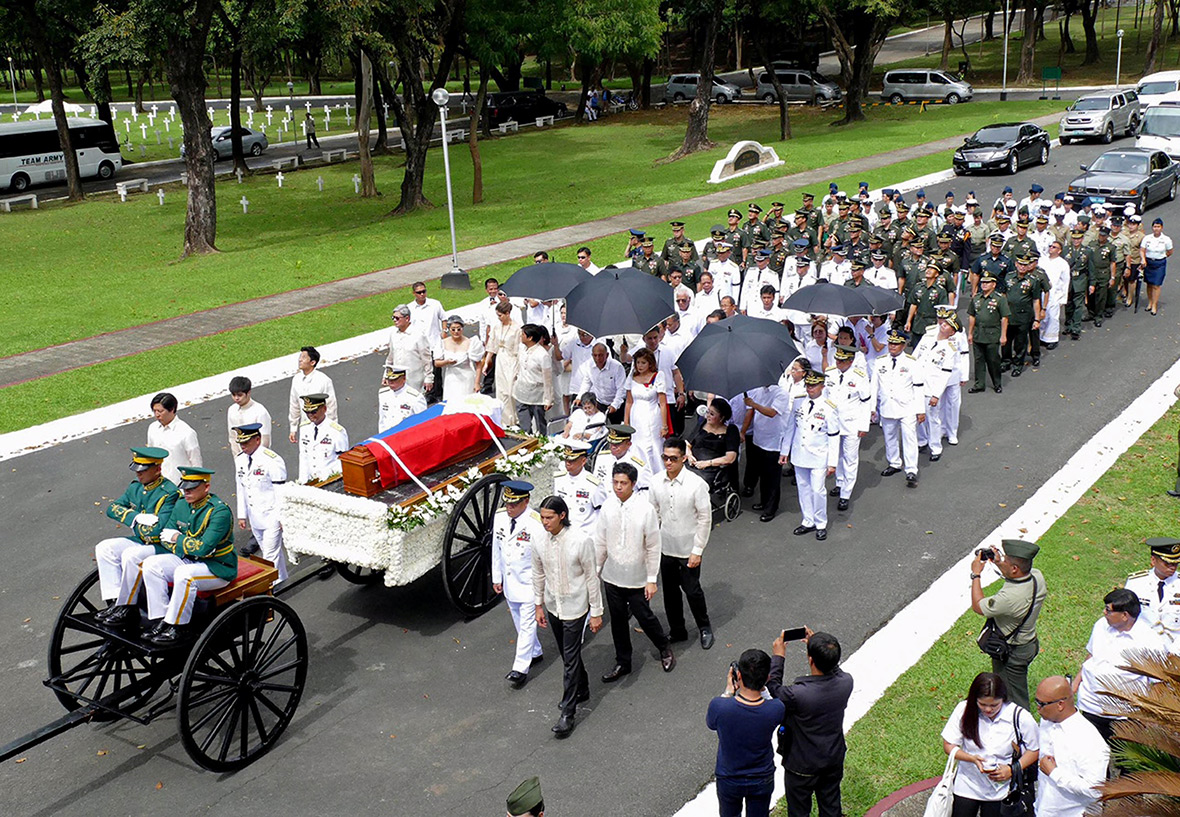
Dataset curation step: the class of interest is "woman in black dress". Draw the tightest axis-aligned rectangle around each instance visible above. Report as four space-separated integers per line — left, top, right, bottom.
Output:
687 397 741 490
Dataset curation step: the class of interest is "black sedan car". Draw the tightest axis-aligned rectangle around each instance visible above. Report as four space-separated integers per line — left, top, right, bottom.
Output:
952 122 1051 175
1067 148 1179 213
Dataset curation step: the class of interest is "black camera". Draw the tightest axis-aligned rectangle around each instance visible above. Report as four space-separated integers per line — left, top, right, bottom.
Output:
976 547 996 561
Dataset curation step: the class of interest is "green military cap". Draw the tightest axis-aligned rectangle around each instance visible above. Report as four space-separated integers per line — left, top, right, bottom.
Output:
727 208 741 218
710 228 725 238
507 777 543 816
232 423 263 443
502 480 534 503
851 260 866 270
834 344 857 361
868 232 884 243
1015 252 1036 264
988 233 1004 245
679 243 694 253
1002 539 1039 561
748 203 763 214
980 270 998 283
1077 213 1092 224
802 192 815 200
301 392 329 412
771 201 785 209
772 229 787 238
837 201 851 210
641 237 654 246
902 225 917 238
130 446 169 472
925 263 942 273
794 209 809 218
606 423 635 443
914 208 931 218
878 205 893 216
1015 216 1030 227
177 466 215 490
671 221 686 228
1070 228 1086 238
1148 537 1180 564
803 369 827 385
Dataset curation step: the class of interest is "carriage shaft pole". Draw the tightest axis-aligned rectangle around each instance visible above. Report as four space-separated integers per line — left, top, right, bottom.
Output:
0 707 97 763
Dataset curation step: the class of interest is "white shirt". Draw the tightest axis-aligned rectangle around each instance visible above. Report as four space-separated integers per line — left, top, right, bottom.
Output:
561 337 595 396
1141 232 1173 259
708 259 742 300
491 506 544 604
407 297 446 353
287 368 338 435
819 259 851 286
532 526 603 620
298 418 349 484
582 261 602 276
745 385 792 451
748 302 789 324
1041 255 1071 307
513 343 556 407
147 417 202 486
1035 712 1109 817
226 399 272 457
386 326 435 391
941 700 1039 801
578 356 628 410
651 345 679 400
740 266 779 312
566 407 607 441
1077 617 1167 716
866 263 898 292
1030 228 1055 258
649 468 711 558
594 492 662 588
234 446 286 529
825 364 872 435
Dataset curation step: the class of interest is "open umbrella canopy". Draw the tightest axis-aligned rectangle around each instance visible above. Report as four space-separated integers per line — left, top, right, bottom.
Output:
564 267 675 337
781 281 876 318
24 99 84 116
675 315 800 397
856 285 907 316
500 262 591 302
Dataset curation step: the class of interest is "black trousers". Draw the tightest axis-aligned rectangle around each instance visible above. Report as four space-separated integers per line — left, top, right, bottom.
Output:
784 765 844 817
548 611 589 718
949 794 1002 817
660 554 710 637
604 582 668 670
1002 318 1033 367
972 341 1002 390
743 442 782 514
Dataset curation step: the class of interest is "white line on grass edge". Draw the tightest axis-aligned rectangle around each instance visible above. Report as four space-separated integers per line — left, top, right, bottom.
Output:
674 356 1180 816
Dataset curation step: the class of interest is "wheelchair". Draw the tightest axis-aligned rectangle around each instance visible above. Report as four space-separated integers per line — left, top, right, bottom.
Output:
691 460 741 522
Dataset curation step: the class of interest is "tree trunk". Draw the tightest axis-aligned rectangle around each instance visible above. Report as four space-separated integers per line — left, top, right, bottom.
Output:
668 0 722 160
371 59 389 154
357 51 377 198
229 45 247 176
468 70 489 204
135 70 147 112
939 12 954 71
96 69 113 124
164 0 219 258
31 53 44 102
1145 0 1168 73
641 57 653 109
985 8 996 40
1079 0 1101 65
820 9 891 125
1061 12 1075 53
23 16 83 201
754 36 790 140
575 60 591 122
1015 0 1038 83
124 64 134 98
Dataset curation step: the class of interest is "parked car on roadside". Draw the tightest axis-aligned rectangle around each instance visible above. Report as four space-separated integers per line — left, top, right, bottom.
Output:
482 91 567 127
1136 70 1180 110
664 74 742 104
1137 94 1180 159
881 69 973 104
1067 147 1179 213
952 122 1050 175
179 126 268 160
1058 90 1140 144
754 69 842 104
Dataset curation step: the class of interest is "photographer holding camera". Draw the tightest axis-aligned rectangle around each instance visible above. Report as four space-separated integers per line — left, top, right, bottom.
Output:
766 628 854 817
970 539 1046 711
706 649 784 817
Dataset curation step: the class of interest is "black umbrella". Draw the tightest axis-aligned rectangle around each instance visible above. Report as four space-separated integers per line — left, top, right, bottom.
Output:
857 284 907 316
675 315 800 397
500 262 591 301
564 267 675 337
781 281 876 318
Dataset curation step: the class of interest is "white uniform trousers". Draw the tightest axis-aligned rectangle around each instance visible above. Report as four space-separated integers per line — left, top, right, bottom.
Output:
136 554 229 625
881 415 918 475
940 383 962 444
250 522 288 582
793 465 829 531
96 537 144 601
919 406 944 456
506 598 543 673
111 545 158 602
834 435 862 500
1041 303 1061 343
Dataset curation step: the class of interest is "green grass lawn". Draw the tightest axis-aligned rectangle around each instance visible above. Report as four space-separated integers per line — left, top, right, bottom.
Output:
796 401 1180 817
882 6 1180 89
2 99 1062 362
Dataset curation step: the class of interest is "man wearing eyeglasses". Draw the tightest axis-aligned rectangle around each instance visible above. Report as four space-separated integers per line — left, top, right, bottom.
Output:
1032 675 1108 817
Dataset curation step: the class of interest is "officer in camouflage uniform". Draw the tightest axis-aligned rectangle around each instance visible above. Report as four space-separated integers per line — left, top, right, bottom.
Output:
1062 228 1095 340
968 271 1010 393
1002 253 1044 376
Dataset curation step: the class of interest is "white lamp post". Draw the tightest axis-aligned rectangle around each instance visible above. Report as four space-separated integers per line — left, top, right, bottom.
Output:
1000 0 1010 101
7 56 16 107
432 87 470 290
1115 29 1125 86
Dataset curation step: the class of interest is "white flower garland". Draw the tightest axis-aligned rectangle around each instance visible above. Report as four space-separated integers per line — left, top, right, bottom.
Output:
279 438 561 588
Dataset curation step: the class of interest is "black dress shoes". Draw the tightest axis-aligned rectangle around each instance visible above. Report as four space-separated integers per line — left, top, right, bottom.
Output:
506 670 529 689
149 623 184 645
837 498 849 511
740 487 754 498
759 513 776 523
552 715 576 738
905 473 918 486
752 503 765 511
793 524 816 536
1011 367 1022 377
601 665 631 683
968 387 986 393
881 466 901 477
815 529 828 541
660 647 676 672
929 453 941 462
94 601 118 621
576 689 591 704
103 605 137 628
994 386 1003 394
700 629 715 650
1030 357 1041 367
828 487 841 497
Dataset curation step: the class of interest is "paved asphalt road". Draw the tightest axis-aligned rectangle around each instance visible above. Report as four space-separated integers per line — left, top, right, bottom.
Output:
1 136 1177 817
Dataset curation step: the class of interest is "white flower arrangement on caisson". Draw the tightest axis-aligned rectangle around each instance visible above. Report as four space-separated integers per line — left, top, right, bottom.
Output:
278 437 560 589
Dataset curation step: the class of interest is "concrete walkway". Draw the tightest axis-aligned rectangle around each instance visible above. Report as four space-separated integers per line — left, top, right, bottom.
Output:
0 115 1056 390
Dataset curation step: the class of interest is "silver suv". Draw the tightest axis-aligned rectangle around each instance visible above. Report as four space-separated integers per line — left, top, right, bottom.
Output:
755 70 842 104
881 70 973 104
1059 90 1140 144
664 74 742 104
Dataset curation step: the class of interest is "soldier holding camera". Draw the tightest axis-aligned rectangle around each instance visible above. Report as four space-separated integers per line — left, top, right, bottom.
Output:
969 539 1047 711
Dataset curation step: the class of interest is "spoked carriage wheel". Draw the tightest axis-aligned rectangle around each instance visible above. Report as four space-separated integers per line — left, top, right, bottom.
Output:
177 596 308 772
47 569 171 721
442 473 507 616
333 562 384 585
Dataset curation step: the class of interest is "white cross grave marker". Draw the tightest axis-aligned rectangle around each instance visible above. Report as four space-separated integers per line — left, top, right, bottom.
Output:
119 188 128 203
207 106 214 121
305 100 312 114
157 188 165 206
352 174 361 194
140 122 147 140
131 108 138 121
236 167 244 184
240 195 249 213
316 176 323 192
276 171 285 188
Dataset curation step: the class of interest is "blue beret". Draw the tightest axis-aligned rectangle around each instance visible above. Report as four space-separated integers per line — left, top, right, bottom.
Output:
1030 184 1044 194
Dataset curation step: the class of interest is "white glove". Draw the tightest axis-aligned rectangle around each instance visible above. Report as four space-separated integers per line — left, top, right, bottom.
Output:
133 513 158 527
161 529 180 545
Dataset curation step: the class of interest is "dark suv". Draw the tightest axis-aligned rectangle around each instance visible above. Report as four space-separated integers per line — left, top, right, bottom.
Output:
483 91 568 127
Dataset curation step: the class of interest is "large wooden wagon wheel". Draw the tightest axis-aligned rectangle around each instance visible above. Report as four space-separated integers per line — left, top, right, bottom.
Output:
47 569 172 720
177 596 308 772
442 473 507 616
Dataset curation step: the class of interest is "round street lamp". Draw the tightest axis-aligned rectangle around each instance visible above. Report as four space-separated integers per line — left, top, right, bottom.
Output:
432 87 469 290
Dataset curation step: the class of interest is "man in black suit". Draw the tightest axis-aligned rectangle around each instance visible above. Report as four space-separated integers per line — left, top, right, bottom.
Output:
766 629 854 817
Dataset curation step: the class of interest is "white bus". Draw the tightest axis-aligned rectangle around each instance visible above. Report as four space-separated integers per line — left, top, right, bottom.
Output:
0 117 123 192
1136 92 1180 159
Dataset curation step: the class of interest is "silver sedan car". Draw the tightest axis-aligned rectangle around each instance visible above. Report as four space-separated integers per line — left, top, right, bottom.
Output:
180 126 269 160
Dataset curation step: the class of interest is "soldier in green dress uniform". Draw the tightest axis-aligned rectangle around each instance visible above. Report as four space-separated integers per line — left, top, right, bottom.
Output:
786 210 819 261
741 203 771 250
769 231 790 275
662 221 699 264
1090 226 1120 324
632 237 664 278
1062 228 1096 339
1002 253 1044 376
910 209 938 252
94 446 180 616
701 226 726 268
906 264 949 344
967 271 1010 393
801 191 823 238
764 201 787 233
1001 217 1038 271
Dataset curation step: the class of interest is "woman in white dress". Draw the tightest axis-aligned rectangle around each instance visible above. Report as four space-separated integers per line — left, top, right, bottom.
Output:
438 315 486 399
625 348 669 474
484 301 522 418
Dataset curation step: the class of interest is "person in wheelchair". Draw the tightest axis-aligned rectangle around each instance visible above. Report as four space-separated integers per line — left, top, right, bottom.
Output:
685 397 740 493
